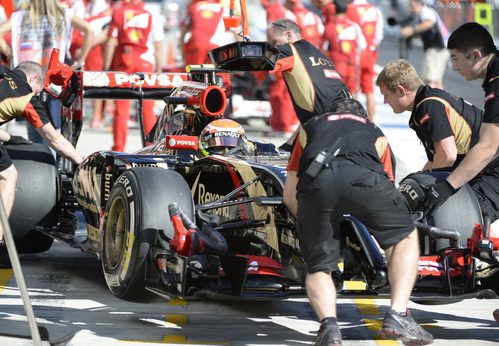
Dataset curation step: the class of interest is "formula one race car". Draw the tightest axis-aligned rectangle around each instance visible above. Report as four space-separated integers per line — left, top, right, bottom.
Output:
7 47 499 304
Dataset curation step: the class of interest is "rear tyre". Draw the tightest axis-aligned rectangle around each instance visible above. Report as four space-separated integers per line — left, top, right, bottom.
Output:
101 167 194 301
7 143 57 254
431 174 482 252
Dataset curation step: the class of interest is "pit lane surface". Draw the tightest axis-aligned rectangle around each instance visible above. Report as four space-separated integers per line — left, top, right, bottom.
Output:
0 241 498 346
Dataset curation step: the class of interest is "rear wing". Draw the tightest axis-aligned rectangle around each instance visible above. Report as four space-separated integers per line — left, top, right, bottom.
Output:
58 70 190 151
81 71 189 100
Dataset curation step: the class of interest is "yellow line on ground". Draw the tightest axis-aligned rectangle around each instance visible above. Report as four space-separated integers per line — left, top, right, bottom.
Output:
354 298 381 315
343 281 393 345
163 335 187 343
167 297 187 306
362 319 398 345
0 268 13 293
161 335 227 345
165 314 188 325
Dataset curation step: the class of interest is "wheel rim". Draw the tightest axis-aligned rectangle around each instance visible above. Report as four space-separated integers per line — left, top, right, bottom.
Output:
104 196 127 271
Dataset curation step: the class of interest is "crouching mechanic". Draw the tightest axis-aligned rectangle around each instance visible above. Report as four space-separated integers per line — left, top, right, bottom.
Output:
283 98 433 345
0 61 84 268
376 60 486 172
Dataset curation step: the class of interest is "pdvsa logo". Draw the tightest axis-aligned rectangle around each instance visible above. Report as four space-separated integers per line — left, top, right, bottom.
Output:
165 135 199 150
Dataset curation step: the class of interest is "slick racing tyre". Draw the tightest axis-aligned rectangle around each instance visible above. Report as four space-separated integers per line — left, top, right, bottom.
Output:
101 167 194 301
430 174 482 252
6 143 57 254
400 171 482 253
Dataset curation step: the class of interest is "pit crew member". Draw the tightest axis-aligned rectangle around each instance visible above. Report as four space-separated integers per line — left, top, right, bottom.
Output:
267 18 350 126
282 98 433 345
421 23 499 222
180 0 234 65
322 0 366 96
261 0 300 135
104 0 164 152
0 61 83 268
376 60 487 172
347 0 384 121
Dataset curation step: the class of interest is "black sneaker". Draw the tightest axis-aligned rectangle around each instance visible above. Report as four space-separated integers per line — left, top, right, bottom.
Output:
313 323 342 346
381 309 433 345
0 242 11 269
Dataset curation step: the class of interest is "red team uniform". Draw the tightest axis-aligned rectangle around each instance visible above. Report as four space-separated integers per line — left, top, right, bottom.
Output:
181 0 227 65
347 0 383 95
70 0 110 70
262 0 298 133
285 0 324 48
322 14 365 94
108 0 163 151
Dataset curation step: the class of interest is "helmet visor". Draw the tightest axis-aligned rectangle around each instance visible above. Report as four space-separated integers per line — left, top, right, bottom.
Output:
204 136 245 149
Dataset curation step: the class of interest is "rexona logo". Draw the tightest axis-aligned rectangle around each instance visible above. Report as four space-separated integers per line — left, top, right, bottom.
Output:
165 135 198 150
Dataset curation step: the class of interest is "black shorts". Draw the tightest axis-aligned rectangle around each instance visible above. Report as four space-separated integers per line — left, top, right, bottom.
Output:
470 165 499 220
0 142 13 172
296 160 415 274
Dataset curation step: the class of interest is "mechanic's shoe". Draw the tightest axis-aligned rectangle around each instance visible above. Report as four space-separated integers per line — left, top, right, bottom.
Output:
313 323 342 346
0 242 12 269
381 309 433 345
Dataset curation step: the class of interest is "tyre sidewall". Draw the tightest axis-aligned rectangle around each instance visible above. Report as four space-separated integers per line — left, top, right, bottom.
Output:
101 171 144 298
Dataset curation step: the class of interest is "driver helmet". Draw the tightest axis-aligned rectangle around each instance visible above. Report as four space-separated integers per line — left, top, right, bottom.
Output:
199 119 247 157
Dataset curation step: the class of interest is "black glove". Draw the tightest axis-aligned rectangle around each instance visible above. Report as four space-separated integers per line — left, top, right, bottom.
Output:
5 135 32 145
421 179 457 216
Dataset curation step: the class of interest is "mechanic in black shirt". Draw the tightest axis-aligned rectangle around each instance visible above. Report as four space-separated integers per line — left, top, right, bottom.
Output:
266 18 350 125
376 60 487 171
421 23 499 221
283 98 433 346
0 61 83 268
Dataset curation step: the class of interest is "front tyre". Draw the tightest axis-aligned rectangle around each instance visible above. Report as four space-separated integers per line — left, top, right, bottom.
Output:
101 167 194 300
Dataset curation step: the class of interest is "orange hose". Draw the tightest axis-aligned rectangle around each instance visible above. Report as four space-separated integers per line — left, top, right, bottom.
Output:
240 0 249 37
229 0 235 15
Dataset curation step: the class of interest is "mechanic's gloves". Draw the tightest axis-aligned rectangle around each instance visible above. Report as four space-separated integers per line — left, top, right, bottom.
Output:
5 135 32 145
422 179 458 215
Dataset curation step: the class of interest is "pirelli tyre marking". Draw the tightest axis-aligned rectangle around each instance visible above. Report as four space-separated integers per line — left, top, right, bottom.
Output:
120 201 135 282
102 174 137 290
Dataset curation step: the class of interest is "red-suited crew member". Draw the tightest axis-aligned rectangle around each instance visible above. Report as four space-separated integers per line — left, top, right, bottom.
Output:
282 98 433 345
180 0 233 65
267 18 350 126
70 0 112 129
262 0 300 135
0 61 83 267
284 0 323 48
104 0 164 152
347 0 384 121
310 0 336 24
322 0 366 96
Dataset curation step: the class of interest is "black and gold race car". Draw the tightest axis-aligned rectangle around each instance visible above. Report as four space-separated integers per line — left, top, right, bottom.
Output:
7 46 498 304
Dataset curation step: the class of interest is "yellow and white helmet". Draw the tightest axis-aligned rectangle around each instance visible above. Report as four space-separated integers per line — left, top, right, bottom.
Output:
199 119 247 157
